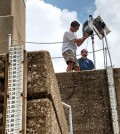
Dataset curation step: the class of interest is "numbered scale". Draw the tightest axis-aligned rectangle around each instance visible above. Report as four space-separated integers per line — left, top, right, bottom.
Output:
5 45 24 134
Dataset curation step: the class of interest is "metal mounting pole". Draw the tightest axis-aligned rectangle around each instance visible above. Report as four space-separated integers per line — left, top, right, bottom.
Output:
8 34 11 50
91 33 96 69
88 15 96 69
103 30 113 67
102 38 106 69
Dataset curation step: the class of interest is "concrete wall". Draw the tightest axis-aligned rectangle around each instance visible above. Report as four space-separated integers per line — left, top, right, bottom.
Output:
0 51 69 134
0 0 25 54
56 69 120 134
11 0 26 46
1 51 120 134
27 51 68 134
113 69 120 123
0 55 5 133
0 16 13 53
0 0 11 16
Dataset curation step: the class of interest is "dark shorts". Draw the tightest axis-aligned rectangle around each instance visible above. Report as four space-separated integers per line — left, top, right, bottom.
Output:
62 49 79 67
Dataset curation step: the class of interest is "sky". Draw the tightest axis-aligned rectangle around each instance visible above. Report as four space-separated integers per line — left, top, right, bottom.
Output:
25 0 120 73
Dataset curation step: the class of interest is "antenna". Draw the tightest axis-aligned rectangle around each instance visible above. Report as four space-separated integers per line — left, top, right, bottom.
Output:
93 16 110 40
82 15 112 68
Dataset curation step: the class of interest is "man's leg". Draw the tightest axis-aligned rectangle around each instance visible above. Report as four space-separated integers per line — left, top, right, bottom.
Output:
66 61 74 72
62 50 76 72
73 54 80 71
74 66 80 71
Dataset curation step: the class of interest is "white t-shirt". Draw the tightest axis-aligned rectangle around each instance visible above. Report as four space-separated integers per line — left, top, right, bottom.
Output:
62 30 77 54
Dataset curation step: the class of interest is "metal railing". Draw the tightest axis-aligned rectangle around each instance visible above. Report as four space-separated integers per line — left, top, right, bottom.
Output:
62 102 73 134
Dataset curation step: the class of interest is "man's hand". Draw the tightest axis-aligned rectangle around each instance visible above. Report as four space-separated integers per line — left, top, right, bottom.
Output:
83 33 90 39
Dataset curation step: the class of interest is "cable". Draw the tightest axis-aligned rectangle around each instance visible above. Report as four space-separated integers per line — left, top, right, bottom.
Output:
52 48 109 59
13 33 99 45
12 39 74 45
0 39 109 60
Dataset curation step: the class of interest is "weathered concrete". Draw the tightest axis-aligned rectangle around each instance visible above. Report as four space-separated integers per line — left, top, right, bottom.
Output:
0 54 6 133
0 0 25 54
0 52 69 134
27 99 61 134
56 70 120 134
1 53 120 134
114 69 120 124
11 0 26 46
0 0 11 16
0 55 5 78
27 51 69 134
0 16 13 53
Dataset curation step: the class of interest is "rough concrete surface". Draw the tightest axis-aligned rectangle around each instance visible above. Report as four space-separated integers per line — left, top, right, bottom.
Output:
0 77 5 123
0 55 5 78
0 0 25 54
0 0 11 16
0 16 13 54
11 0 26 46
27 99 61 134
0 52 69 134
0 55 5 134
27 51 69 134
1 53 120 134
56 70 114 134
113 68 120 126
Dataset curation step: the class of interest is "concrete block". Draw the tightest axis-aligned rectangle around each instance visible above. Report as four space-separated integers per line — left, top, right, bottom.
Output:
27 51 69 134
0 52 5 78
27 99 61 134
56 70 113 134
0 0 11 16
11 0 26 46
0 126 2 134
0 16 13 54
0 0 25 54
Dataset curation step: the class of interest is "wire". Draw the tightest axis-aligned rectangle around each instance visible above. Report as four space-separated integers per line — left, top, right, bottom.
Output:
13 34 98 45
12 39 74 45
52 48 109 59
1 38 109 60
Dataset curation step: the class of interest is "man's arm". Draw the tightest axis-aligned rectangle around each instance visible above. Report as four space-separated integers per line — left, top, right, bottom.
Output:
75 33 90 46
75 37 87 46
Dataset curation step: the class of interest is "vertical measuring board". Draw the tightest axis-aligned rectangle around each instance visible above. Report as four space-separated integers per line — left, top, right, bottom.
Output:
5 45 25 134
107 66 120 134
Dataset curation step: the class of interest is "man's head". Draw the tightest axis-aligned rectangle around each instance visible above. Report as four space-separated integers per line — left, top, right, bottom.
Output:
70 21 80 32
81 49 88 58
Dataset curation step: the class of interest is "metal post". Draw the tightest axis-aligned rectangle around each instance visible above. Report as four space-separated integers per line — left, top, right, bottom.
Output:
105 47 108 68
88 15 96 69
8 34 11 47
103 30 113 67
91 33 96 69
102 38 106 69
62 102 73 134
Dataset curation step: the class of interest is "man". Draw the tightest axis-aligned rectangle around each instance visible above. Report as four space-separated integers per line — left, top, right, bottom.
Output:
62 21 89 72
78 49 94 71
